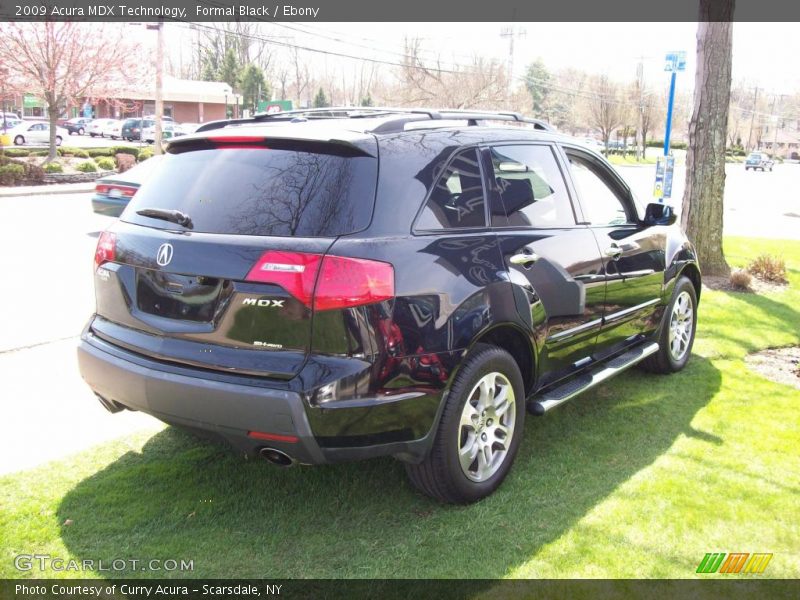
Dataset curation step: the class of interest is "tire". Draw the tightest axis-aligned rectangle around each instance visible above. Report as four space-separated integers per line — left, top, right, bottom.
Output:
89 133 96 138
13 135 24 145
78 127 84 135
55 136 62 146
405 344 526 504
641 275 698 374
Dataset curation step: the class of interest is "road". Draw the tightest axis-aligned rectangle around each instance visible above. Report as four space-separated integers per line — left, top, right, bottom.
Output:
0 162 797 474
617 162 800 240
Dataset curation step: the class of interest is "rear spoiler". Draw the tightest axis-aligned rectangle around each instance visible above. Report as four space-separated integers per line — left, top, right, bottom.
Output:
167 133 377 159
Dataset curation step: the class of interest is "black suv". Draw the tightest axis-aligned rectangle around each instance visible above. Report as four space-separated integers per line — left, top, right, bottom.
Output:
78 108 700 503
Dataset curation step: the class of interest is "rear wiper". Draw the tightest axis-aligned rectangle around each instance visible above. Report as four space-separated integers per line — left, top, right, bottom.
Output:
136 208 193 229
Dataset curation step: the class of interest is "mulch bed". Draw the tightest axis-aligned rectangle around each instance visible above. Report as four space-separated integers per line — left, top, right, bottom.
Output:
745 346 800 390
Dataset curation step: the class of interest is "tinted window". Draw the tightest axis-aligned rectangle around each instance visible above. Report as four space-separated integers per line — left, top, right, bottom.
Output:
122 147 378 237
490 145 575 228
415 148 486 230
567 153 632 226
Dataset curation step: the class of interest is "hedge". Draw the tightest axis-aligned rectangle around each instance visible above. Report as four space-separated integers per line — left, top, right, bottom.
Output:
76 160 98 173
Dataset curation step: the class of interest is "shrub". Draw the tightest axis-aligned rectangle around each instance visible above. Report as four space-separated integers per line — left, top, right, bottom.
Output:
748 254 787 283
59 146 90 158
115 153 136 173
0 156 44 184
0 163 25 185
31 150 49 157
729 270 752 291
112 145 139 159
87 148 114 158
2 148 30 158
138 147 154 161
96 157 116 170
76 160 98 173
43 161 63 173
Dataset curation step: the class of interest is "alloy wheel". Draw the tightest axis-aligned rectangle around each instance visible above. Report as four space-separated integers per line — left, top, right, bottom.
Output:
457 372 516 482
669 290 693 361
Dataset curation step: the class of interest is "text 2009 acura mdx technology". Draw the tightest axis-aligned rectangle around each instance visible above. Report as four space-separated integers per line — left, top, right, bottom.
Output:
79 108 700 503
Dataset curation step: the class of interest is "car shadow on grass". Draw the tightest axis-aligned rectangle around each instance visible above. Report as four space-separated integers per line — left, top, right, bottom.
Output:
57 356 721 579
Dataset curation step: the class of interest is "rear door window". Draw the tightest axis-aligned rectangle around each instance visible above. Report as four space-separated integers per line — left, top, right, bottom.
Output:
415 148 487 230
490 144 576 228
122 143 378 237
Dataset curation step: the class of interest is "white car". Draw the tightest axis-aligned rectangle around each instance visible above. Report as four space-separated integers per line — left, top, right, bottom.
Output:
141 122 177 143
102 120 123 140
1 112 22 130
88 118 115 137
8 121 68 146
175 122 200 136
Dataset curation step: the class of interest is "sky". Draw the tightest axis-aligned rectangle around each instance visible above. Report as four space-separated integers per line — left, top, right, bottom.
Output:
243 22 797 93
165 22 799 99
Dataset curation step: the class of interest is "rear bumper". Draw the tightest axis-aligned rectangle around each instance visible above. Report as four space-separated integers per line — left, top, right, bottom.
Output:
78 333 325 464
78 328 444 465
91 194 129 217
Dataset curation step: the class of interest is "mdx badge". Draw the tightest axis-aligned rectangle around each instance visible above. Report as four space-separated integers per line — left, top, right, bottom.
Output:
243 298 285 307
156 243 174 266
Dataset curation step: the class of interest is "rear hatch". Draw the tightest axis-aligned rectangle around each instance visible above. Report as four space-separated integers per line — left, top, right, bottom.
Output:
91 133 378 379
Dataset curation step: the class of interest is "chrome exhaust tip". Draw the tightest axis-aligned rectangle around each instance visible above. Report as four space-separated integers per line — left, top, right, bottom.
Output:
258 447 295 467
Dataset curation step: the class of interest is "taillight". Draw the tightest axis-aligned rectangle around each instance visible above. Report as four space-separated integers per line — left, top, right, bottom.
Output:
95 231 116 269
246 251 394 311
95 184 137 197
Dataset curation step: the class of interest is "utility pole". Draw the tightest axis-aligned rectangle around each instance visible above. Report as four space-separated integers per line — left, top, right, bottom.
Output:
147 20 164 155
771 93 785 158
747 86 759 151
500 23 526 106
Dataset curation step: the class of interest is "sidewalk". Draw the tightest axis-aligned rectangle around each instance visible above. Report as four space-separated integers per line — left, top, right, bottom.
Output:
0 181 95 198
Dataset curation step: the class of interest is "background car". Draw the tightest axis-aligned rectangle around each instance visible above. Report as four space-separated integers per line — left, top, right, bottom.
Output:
8 121 67 146
175 122 200 136
102 120 123 140
1 112 22 130
121 118 154 141
142 122 177 143
91 155 165 217
88 119 115 137
745 152 774 171
63 117 93 136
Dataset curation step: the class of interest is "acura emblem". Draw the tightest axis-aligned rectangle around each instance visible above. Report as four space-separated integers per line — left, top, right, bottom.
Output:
156 243 174 266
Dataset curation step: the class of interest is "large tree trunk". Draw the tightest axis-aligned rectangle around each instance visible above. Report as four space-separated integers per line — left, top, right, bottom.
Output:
680 4 734 277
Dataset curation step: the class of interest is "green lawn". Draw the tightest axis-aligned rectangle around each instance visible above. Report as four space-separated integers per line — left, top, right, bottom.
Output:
607 154 659 166
1 237 798 579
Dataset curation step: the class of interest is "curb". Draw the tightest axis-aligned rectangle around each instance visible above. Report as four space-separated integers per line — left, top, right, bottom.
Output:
0 183 95 198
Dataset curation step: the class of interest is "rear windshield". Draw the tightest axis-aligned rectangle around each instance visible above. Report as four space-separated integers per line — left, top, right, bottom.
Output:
122 146 378 237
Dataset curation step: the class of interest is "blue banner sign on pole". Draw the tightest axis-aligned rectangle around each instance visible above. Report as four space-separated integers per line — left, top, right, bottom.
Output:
654 157 665 201
663 155 675 199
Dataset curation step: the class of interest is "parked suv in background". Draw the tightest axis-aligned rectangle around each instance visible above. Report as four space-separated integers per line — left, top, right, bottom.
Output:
121 118 154 141
78 108 701 503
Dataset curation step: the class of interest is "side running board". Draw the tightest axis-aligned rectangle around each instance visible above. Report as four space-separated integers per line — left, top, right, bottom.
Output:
527 342 660 416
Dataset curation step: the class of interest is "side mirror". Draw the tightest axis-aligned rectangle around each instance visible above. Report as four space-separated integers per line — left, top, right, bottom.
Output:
643 203 677 227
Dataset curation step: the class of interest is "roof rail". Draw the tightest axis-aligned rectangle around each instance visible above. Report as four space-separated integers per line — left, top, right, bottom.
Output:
195 106 554 134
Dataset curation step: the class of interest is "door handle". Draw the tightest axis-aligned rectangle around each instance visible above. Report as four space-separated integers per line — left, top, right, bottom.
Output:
509 252 539 265
604 245 622 260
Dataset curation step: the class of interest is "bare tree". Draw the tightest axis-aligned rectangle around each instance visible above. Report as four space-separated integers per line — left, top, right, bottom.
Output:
680 2 735 277
397 37 506 109
0 23 141 160
587 75 625 153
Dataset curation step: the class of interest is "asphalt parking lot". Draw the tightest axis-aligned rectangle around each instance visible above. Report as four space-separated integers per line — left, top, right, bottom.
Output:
0 162 797 474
